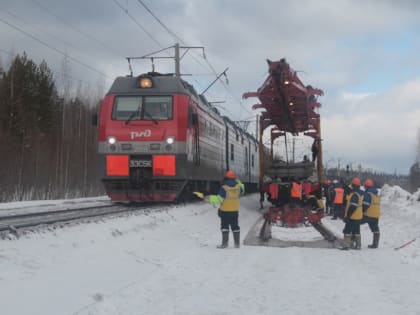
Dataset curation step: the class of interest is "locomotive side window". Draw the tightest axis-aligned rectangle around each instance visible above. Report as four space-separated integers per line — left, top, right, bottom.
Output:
112 96 172 121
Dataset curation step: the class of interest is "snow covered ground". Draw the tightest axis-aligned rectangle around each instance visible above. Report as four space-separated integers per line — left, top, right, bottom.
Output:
1 185 420 315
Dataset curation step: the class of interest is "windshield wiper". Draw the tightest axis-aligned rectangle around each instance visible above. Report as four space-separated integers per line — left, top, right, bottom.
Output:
125 106 141 125
143 109 159 125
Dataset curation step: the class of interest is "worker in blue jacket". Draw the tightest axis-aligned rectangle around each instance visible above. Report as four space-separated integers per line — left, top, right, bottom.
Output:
362 179 381 248
341 178 364 250
209 170 244 248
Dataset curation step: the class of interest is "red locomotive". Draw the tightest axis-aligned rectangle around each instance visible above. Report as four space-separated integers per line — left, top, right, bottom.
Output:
96 71 259 202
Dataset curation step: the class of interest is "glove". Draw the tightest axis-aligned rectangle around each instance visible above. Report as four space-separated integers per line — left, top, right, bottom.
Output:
209 195 220 206
193 191 205 199
343 217 349 223
236 180 245 194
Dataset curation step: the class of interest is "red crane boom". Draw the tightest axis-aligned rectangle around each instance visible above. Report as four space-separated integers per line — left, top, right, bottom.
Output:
243 58 323 137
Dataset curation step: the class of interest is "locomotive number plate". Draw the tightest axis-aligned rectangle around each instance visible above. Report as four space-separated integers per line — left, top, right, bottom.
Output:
130 160 152 168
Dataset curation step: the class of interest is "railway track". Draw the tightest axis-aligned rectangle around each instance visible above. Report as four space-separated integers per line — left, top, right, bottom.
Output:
0 202 172 238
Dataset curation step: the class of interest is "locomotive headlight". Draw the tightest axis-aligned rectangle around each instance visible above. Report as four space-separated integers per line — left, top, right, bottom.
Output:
139 77 153 88
165 136 175 144
108 136 117 145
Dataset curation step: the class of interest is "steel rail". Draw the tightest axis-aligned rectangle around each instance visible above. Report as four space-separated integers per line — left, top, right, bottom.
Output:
0 203 171 235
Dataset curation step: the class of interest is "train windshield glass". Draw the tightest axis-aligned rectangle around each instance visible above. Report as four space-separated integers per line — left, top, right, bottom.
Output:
112 96 172 121
143 96 172 120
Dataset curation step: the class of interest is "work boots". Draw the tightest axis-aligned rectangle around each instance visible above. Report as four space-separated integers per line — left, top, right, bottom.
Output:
368 232 380 249
217 230 229 249
354 234 361 250
233 230 240 248
350 234 356 249
341 234 352 250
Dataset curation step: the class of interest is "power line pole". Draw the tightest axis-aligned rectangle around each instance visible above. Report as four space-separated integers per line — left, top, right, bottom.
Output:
126 43 205 78
174 42 180 78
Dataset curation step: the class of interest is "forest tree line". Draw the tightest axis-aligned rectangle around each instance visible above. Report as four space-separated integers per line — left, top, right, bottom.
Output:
0 53 104 202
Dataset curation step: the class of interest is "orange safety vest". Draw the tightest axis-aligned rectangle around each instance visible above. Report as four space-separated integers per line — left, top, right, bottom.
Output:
333 187 344 204
290 182 302 199
269 183 279 200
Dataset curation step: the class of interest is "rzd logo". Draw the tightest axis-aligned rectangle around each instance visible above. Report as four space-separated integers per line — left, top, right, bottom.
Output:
130 130 152 139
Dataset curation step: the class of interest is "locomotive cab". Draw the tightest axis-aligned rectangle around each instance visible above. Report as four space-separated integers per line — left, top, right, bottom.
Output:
97 73 191 202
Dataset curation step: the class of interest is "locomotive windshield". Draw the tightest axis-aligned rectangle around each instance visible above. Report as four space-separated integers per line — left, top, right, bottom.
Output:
112 96 173 122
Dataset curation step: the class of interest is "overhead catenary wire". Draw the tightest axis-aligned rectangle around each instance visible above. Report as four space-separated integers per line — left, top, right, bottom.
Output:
0 47 14 57
136 0 184 45
135 0 253 118
127 2 247 122
31 0 126 59
134 0 213 78
114 1 209 95
0 8 130 83
0 16 113 80
0 8 87 58
0 3 132 87
112 0 165 51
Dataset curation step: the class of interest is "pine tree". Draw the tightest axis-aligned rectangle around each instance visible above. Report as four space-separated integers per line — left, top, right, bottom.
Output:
0 53 58 139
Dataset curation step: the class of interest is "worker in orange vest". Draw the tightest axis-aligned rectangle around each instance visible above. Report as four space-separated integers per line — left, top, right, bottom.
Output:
330 181 345 220
290 178 303 205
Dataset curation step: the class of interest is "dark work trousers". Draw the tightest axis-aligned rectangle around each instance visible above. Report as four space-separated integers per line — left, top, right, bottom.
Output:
333 204 344 218
219 211 240 232
343 219 361 236
361 216 380 233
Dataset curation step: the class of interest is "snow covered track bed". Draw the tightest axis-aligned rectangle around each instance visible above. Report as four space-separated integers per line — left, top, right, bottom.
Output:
1 187 420 314
244 217 339 248
0 197 173 238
